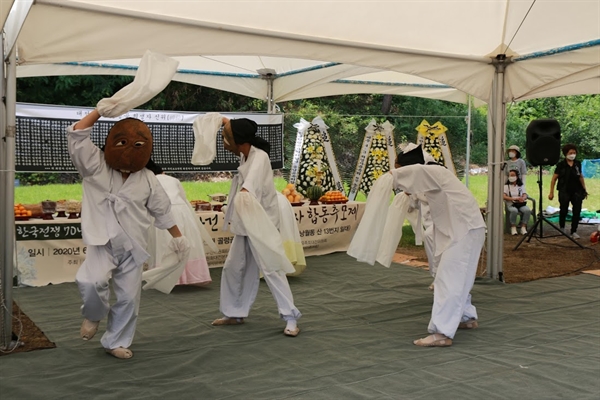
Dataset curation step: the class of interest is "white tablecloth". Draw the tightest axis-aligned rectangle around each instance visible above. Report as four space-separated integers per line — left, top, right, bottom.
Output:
15 202 365 286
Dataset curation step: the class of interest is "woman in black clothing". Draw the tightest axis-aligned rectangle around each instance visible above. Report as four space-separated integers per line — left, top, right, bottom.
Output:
548 144 588 239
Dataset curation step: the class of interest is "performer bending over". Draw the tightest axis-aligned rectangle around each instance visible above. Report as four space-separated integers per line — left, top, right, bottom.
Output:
393 146 486 347
211 117 301 337
396 145 439 290
69 110 189 359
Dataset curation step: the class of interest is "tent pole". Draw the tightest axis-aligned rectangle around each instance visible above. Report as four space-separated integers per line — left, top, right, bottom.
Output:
1 0 33 349
267 79 275 114
465 95 472 188
487 56 508 281
2 46 16 349
267 77 274 113
257 68 276 114
0 33 8 350
1 39 17 350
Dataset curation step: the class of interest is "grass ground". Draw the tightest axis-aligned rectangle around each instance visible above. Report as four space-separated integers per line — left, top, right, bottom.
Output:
14 177 369 204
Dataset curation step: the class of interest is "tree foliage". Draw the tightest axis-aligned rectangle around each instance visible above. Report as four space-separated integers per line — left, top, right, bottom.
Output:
15 76 599 186
506 95 600 161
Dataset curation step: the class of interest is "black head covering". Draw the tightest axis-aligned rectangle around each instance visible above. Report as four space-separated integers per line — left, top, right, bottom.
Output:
145 158 163 175
230 118 271 155
396 145 425 167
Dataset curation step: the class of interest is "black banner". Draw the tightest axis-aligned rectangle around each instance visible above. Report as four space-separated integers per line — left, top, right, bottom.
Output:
15 223 83 241
15 104 284 173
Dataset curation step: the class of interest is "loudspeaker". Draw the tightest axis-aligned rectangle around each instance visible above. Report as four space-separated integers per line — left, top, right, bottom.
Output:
526 119 561 166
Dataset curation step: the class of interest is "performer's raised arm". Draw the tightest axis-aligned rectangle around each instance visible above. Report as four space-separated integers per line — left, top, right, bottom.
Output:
73 109 101 130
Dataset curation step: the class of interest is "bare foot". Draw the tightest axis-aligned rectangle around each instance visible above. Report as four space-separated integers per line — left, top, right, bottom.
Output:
413 333 452 347
211 317 244 326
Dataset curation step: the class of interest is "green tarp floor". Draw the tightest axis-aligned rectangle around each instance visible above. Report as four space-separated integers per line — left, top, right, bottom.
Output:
1 253 599 400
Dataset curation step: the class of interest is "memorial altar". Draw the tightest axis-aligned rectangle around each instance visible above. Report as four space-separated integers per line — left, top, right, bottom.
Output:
15 202 365 287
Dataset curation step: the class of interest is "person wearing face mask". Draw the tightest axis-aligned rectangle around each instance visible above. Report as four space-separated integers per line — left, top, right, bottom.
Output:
505 145 528 179
503 170 531 236
548 144 588 239
211 117 302 337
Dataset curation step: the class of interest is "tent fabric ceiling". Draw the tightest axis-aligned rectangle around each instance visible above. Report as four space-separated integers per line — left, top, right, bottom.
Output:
0 0 14 28
12 0 600 104
16 57 486 106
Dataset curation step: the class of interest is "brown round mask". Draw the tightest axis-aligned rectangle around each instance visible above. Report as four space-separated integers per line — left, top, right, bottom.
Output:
104 118 153 173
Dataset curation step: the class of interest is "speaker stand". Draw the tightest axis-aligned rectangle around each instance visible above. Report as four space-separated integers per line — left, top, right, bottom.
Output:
514 166 584 250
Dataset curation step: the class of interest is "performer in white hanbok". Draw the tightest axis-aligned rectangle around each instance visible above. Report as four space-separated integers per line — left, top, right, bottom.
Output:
396 145 439 287
146 161 217 287
69 110 190 359
211 117 302 337
391 146 486 347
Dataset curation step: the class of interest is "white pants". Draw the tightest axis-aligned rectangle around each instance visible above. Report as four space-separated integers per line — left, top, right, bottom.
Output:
219 235 301 320
75 243 143 349
428 227 485 339
423 225 440 278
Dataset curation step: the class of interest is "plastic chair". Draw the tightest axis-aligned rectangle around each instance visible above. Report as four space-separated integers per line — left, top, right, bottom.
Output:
504 197 537 234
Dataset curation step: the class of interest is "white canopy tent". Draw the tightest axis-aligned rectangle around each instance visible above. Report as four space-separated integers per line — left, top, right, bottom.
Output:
10 1 599 102
2 0 599 348
17 57 486 107
0 0 13 28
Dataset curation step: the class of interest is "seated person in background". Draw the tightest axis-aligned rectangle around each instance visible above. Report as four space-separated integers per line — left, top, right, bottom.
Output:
503 170 531 236
505 145 527 178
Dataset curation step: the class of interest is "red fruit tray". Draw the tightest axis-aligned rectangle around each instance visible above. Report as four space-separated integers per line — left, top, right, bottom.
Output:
290 202 305 207
322 200 349 204
15 216 31 221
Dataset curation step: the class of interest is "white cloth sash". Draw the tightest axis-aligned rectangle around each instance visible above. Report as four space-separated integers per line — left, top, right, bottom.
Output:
277 193 306 275
376 193 411 268
191 112 223 165
97 50 179 118
230 192 295 274
142 246 191 294
347 173 394 265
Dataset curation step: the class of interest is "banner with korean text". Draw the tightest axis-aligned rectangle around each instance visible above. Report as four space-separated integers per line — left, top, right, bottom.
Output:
15 103 284 173
15 219 85 286
15 203 365 286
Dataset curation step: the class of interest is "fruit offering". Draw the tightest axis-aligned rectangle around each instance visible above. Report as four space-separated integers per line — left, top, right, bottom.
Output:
24 203 44 217
56 200 68 218
14 203 32 218
191 199 212 211
282 183 303 203
319 190 348 203
56 200 67 212
66 200 81 214
306 185 324 201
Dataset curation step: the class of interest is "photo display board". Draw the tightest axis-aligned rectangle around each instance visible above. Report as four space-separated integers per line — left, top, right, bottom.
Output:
15 103 284 173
